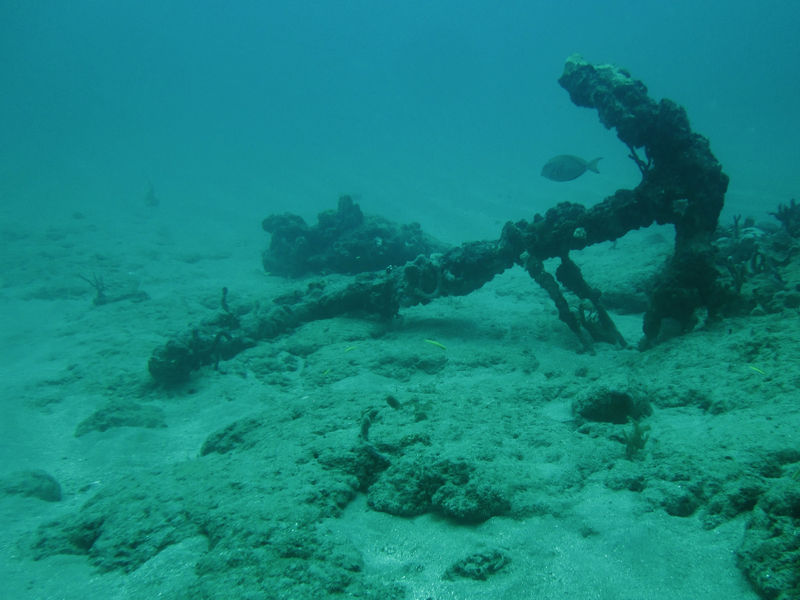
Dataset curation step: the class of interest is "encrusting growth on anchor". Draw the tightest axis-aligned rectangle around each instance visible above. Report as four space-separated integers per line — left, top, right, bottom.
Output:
148 56 731 385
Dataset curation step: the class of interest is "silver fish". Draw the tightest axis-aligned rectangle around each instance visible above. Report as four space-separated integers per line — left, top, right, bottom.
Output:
541 155 602 182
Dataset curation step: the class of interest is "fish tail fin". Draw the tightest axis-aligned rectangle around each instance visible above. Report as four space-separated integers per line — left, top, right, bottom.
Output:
587 157 602 173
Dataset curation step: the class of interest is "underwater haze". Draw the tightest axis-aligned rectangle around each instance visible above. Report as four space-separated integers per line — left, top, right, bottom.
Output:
2 1 799 240
2 2 800 600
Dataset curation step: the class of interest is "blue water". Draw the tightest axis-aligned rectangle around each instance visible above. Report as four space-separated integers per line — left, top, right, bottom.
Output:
2 1 798 238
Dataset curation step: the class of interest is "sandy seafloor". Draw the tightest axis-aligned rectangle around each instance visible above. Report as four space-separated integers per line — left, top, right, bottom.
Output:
1 199 798 600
